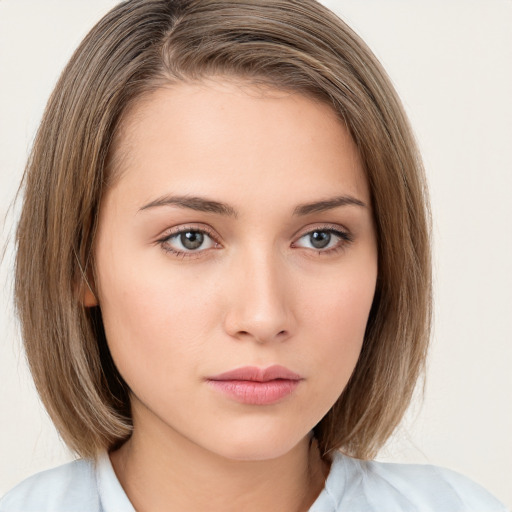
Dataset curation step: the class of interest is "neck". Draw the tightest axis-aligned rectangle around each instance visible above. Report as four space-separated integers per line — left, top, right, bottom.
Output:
110 418 328 512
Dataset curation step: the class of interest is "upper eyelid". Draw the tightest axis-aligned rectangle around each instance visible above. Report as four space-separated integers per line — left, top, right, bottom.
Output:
293 229 351 245
158 224 219 241
292 223 351 240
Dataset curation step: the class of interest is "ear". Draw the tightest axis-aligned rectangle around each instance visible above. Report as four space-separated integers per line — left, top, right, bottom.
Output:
74 249 99 307
82 283 99 307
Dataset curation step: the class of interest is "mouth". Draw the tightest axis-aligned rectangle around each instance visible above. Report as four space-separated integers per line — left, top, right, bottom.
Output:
206 365 303 405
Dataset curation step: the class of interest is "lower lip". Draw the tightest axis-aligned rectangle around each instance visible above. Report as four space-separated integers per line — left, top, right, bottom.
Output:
207 379 300 405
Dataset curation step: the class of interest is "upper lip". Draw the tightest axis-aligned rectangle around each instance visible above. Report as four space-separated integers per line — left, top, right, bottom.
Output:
208 365 302 382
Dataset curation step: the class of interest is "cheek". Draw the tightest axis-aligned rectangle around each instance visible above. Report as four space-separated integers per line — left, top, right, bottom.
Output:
95 254 221 385
303 253 376 333
299 259 377 392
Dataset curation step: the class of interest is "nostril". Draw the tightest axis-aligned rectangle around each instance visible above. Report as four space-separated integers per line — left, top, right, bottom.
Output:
234 329 289 342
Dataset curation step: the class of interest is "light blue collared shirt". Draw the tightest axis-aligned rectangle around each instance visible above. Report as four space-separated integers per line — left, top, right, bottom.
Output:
0 451 507 511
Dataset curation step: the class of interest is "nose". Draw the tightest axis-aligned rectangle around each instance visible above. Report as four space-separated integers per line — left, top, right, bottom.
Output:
223 249 296 344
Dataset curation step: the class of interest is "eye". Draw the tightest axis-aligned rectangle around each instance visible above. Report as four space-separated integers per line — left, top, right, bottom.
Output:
159 228 218 256
293 227 352 252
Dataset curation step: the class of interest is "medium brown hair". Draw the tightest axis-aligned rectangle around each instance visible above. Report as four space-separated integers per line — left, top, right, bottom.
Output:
15 0 431 460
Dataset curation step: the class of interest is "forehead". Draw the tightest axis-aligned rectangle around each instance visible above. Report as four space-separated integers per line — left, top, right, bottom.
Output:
105 79 369 209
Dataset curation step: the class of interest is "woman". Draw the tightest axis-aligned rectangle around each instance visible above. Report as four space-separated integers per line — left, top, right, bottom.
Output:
1 1 507 510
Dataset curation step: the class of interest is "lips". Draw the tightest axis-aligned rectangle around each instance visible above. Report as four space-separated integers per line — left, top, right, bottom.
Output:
209 365 302 382
207 365 302 405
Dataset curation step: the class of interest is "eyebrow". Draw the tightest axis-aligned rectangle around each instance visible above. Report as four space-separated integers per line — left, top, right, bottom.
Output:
293 195 367 215
138 194 366 217
139 195 238 217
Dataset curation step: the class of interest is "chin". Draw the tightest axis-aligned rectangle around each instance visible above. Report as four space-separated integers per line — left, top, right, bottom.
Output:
207 428 307 463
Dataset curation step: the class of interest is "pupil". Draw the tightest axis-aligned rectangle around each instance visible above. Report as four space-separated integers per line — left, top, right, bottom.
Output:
181 231 204 250
310 231 330 249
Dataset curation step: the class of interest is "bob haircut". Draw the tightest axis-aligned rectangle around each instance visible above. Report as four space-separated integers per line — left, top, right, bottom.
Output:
15 0 431 460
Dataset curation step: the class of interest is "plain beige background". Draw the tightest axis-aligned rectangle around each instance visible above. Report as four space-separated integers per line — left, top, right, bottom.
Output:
1 0 511 508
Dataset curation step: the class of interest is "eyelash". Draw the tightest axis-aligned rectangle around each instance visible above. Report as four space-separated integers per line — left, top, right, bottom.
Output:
292 224 354 255
156 224 353 259
157 225 220 259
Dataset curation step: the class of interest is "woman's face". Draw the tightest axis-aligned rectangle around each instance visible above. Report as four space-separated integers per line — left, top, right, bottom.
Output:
89 79 378 461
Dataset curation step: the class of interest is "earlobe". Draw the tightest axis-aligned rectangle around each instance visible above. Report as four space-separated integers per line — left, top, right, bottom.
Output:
74 248 98 307
82 285 98 307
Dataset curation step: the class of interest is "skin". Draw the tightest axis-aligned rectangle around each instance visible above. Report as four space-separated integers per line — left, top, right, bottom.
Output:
85 79 378 512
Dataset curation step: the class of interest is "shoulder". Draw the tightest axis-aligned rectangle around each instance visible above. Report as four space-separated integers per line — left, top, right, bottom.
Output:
0 459 100 512
316 452 508 512
359 458 507 511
